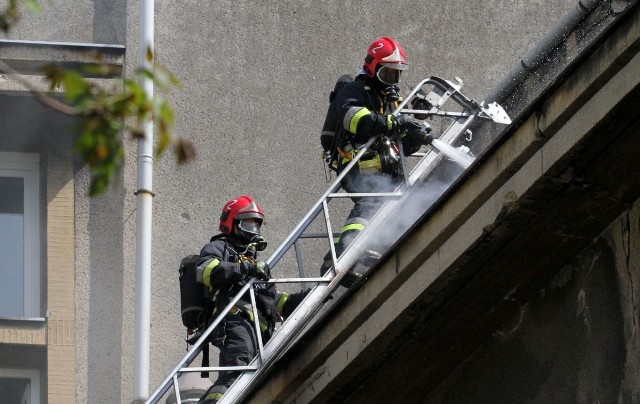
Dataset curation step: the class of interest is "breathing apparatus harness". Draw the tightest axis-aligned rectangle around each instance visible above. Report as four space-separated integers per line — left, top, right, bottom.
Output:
339 84 404 177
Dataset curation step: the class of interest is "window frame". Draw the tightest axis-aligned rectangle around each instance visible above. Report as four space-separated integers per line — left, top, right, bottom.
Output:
0 152 41 319
0 368 41 404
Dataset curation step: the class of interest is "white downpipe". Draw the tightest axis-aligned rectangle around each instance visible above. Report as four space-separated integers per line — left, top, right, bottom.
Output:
134 0 154 400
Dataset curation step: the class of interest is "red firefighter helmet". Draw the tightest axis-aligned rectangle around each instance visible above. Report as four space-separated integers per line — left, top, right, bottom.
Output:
219 195 265 235
362 37 407 85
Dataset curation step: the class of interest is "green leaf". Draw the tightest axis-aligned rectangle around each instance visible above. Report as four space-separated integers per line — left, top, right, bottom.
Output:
23 0 42 13
137 67 153 80
63 71 90 103
174 139 196 163
157 99 174 127
151 64 181 90
156 129 170 158
0 16 9 33
83 63 118 77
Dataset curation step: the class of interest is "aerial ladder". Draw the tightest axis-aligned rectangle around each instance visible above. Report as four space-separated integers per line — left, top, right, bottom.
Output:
146 76 511 404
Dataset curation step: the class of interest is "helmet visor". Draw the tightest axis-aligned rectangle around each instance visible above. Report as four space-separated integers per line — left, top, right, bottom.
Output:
377 66 403 85
238 218 261 237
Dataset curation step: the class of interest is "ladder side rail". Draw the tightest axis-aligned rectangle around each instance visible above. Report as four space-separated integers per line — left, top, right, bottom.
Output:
395 75 477 184
147 140 375 403
346 79 481 248
266 136 377 267
218 77 482 403
219 176 415 403
146 280 257 403
150 137 402 403
217 273 349 404
247 286 266 364
293 101 483 343
219 184 421 404
152 77 484 404
356 110 478 247
413 76 480 111
302 79 514 335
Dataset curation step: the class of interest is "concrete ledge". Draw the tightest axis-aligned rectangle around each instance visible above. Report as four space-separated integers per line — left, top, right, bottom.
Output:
0 39 124 77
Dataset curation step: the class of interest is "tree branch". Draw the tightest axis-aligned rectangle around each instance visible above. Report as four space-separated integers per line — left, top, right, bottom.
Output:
0 58 78 116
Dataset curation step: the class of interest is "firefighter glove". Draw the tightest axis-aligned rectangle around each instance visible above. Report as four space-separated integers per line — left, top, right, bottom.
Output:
394 114 425 138
242 260 271 281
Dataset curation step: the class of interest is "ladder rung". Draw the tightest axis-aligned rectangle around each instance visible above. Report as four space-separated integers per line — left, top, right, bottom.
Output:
328 192 404 198
297 232 340 239
263 277 330 284
179 366 258 373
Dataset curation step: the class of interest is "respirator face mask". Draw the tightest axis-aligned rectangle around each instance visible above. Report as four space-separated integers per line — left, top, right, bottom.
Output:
238 219 267 251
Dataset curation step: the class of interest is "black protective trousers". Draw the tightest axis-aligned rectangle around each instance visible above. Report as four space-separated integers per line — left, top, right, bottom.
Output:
199 312 258 403
320 167 400 275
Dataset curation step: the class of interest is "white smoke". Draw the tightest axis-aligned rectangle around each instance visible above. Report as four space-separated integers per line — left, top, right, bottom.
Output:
358 158 466 259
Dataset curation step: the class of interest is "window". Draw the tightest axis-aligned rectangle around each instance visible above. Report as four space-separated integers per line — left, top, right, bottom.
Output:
0 368 41 404
0 153 40 319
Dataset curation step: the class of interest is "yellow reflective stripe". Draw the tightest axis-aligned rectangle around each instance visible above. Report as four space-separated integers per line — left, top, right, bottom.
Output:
237 306 269 332
341 223 365 233
205 392 225 400
276 292 289 315
387 114 393 130
202 258 220 289
349 107 372 134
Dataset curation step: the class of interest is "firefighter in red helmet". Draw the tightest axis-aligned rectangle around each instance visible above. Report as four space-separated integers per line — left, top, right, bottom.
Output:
196 196 307 404
320 37 430 282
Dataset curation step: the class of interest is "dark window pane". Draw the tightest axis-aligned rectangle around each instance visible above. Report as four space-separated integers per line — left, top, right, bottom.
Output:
0 377 30 403
0 177 23 214
0 176 25 317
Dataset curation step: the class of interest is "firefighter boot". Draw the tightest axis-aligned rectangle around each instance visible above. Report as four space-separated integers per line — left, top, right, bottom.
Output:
340 249 382 288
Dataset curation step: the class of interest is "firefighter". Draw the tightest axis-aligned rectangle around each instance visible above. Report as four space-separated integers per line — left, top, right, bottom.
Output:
196 195 307 404
320 37 430 281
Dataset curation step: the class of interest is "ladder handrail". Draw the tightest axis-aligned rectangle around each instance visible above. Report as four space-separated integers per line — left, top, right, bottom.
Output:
265 135 378 267
146 138 378 404
146 76 511 404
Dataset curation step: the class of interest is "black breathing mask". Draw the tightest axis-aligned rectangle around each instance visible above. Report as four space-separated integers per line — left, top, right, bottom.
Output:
236 219 267 251
249 235 268 251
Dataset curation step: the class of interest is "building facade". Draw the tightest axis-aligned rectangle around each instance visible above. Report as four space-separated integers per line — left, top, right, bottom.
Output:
0 1 577 402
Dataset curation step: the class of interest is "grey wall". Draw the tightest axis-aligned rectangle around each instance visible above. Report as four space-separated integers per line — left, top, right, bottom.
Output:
4 0 579 402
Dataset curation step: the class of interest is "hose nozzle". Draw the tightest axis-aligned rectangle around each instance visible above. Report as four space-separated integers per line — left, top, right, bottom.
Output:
421 122 435 145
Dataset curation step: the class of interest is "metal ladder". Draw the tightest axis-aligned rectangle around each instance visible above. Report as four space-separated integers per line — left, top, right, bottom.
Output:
146 76 511 404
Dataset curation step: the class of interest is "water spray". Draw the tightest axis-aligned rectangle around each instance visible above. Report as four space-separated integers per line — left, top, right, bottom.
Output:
430 138 474 169
418 124 475 169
